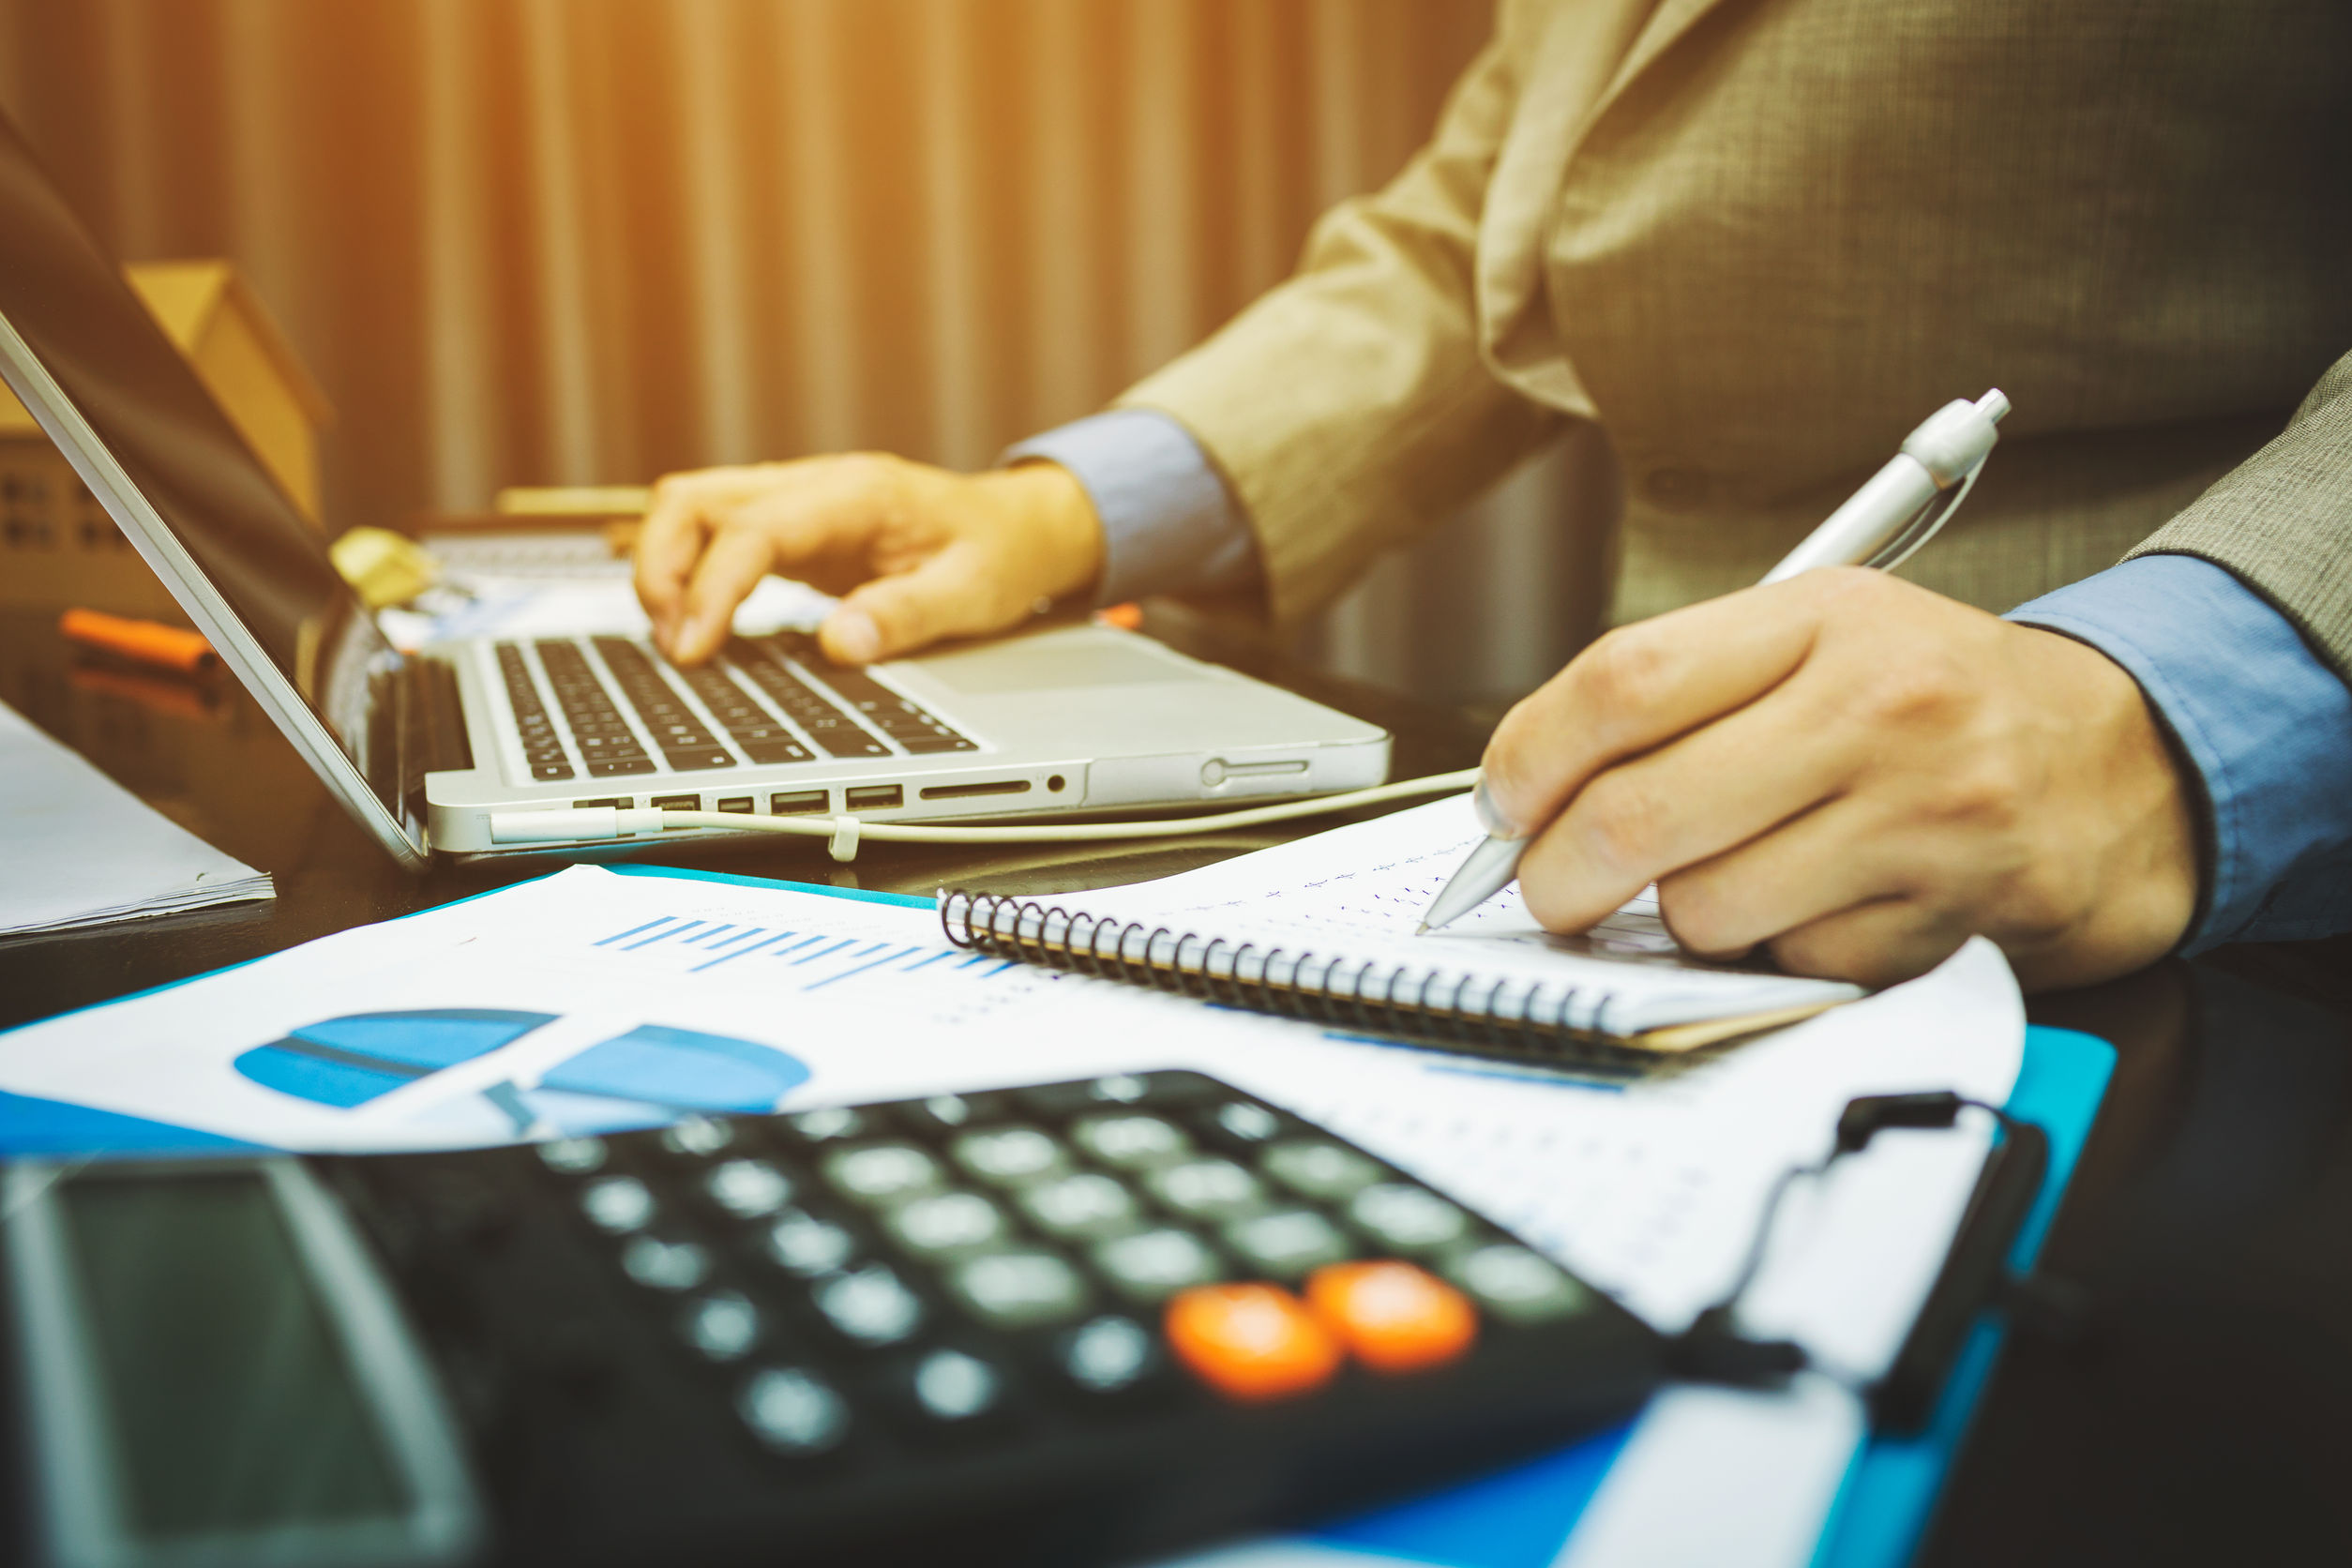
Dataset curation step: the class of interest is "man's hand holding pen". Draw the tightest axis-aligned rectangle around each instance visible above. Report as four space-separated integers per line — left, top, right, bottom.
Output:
1477 568 2199 990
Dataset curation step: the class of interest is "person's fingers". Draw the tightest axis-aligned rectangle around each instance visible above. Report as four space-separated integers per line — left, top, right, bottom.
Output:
1762 896 1972 989
822 541 1017 664
664 462 913 662
1481 570 1878 837
1651 793 1934 957
634 476 724 652
671 525 786 665
1513 670 1871 933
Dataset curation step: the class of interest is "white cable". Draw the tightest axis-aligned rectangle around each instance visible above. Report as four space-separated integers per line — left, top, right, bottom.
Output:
487 767 1481 860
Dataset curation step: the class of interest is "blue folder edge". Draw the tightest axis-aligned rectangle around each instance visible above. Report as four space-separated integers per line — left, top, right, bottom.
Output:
0 865 2115 1568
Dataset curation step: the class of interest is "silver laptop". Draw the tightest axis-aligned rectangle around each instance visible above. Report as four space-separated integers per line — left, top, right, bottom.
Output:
0 113 1387 869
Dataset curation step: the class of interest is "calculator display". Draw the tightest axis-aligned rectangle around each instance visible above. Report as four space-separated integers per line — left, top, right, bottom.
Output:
4 1161 478 1568
54 1172 406 1538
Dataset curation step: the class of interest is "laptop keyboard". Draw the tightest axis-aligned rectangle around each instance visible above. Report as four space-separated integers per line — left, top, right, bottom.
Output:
535 641 656 778
591 638 745 773
761 634 982 756
498 634 974 783
496 642 574 780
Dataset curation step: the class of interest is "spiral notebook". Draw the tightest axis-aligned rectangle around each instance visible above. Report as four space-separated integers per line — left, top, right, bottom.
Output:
939 797 1865 1063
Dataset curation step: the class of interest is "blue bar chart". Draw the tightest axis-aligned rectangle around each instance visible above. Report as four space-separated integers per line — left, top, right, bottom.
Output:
590 912 1018 991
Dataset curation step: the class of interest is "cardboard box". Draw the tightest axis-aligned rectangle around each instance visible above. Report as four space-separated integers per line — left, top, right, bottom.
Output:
0 260 331 619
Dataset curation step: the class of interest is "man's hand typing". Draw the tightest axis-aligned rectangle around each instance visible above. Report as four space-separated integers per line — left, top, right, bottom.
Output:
634 455 1105 667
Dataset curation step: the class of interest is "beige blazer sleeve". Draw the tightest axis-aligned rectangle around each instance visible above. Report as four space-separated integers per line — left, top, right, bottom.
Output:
1114 38 1559 628
2127 350 2352 681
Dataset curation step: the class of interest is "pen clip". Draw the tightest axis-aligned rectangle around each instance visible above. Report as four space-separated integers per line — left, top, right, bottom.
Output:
1862 459 1983 574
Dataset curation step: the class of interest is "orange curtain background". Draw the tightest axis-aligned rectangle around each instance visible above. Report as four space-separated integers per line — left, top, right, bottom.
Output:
0 0 1612 704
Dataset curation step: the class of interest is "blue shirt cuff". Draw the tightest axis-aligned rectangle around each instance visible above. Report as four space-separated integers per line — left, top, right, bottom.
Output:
1003 410 1261 608
2009 554 2352 951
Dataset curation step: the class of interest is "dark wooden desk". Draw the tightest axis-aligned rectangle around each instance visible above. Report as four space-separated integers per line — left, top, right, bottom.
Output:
4 603 2347 1563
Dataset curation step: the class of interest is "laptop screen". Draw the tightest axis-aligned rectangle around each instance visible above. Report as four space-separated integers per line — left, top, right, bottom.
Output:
0 112 409 837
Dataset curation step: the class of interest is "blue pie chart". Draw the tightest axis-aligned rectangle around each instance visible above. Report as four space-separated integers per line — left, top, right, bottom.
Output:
234 1009 810 1123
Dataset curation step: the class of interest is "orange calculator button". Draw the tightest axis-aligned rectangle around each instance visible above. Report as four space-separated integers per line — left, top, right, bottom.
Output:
1164 1283 1342 1401
1305 1260 1478 1373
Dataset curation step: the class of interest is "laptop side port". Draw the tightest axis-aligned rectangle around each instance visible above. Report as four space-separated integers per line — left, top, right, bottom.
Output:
716 796 754 813
916 779 1033 801
771 791 828 815
573 797 632 809
845 785 904 811
652 793 700 812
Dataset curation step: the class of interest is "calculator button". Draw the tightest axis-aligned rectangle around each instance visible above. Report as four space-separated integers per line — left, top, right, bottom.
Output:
621 1234 713 1291
823 1143 946 1204
1016 1172 1141 1241
1211 1101 1280 1145
1347 1184 1470 1254
659 1115 738 1159
739 1367 850 1455
897 1090 1011 1135
1054 1314 1166 1395
913 1092 977 1129
1305 1261 1477 1372
705 1159 794 1219
1440 1244 1590 1325
787 1106 867 1143
1260 1140 1383 1200
1165 1283 1342 1402
580 1176 656 1233
536 1136 608 1175
950 1126 1068 1186
1221 1209 1353 1279
884 1191 1007 1259
815 1263 926 1346
1091 1228 1224 1304
763 1211 855 1277
1071 1114 1191 1168
681 1290 763 1362
909 1348 1005 1424
1017 1073 1153 1116
1145 1158 1267 1222
948 1249 1090 1329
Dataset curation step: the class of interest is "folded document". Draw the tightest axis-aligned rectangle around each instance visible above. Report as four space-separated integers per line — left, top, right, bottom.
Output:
0 697 272 938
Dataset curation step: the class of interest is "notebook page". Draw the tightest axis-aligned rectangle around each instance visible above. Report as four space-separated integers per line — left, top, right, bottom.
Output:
1024 794 1861 1035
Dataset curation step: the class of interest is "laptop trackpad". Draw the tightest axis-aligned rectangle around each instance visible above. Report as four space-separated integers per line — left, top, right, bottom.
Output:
912 636 1205 695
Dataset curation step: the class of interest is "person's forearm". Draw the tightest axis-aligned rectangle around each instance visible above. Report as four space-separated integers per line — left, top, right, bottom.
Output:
2008 553 2352 949
1003 410 1262 608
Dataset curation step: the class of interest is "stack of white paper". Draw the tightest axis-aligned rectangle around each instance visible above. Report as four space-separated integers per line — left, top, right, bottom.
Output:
0 698 273 937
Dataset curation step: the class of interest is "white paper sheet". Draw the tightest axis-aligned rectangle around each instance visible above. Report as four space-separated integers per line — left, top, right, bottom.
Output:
0 698 273 937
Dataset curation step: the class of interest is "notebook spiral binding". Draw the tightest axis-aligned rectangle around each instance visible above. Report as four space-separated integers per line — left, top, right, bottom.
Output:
939 890 1652 1071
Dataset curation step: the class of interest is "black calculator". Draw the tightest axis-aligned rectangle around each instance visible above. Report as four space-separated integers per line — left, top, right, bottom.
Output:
2 1071 1662 1568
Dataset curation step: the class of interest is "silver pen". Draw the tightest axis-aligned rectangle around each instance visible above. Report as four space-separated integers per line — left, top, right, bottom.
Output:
1417 388 2013 934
